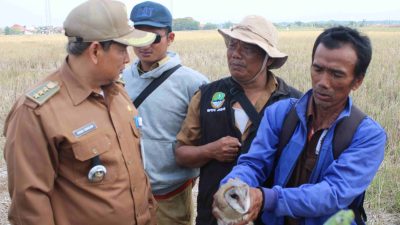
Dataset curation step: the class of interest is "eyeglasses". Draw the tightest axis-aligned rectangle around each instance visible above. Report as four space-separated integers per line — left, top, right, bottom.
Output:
152 33 167 44
227 38 263 56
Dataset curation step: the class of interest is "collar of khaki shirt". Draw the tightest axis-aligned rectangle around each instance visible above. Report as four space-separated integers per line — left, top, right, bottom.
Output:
254 71 278 112
61 57 119 106
137 55 170 75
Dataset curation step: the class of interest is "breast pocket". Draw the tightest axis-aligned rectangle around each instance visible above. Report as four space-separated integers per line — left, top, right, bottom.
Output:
67 131 118 184
128 119 143 156
129 119 141 138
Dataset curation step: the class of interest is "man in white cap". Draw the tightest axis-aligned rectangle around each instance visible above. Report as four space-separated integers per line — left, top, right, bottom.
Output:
175 15 301 225
3 0 157 224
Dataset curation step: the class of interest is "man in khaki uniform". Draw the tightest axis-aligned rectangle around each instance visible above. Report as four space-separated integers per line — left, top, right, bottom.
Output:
3 0 157 225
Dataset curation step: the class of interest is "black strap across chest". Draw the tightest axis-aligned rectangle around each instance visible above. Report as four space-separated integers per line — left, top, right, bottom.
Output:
229 85 261 125
133 64 181 108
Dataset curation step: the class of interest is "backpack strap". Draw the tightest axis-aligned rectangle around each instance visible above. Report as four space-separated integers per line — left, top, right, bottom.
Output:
263 103 299 188
333 105 367 225
350 194 367 225
333 105 366 159
133 64 181 108
277 105 299 157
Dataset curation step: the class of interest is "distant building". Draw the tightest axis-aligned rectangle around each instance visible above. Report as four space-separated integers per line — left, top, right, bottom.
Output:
24 26 36 35
11 24 25 33
9 24 37 35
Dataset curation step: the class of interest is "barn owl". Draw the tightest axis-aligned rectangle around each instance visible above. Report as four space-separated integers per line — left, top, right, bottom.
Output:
212 178 254 225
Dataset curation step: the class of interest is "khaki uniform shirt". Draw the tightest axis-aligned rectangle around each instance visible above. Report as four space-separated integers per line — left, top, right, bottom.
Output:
177 72 278 145
3 59 156 225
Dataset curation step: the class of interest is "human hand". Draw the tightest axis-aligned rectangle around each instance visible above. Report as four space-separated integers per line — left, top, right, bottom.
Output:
211 136 241 162
233 187 263 225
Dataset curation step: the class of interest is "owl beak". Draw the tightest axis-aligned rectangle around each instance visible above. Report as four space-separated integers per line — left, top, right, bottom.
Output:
239 201 245 212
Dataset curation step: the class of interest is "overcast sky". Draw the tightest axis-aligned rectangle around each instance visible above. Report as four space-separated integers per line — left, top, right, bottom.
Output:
1 0 400 27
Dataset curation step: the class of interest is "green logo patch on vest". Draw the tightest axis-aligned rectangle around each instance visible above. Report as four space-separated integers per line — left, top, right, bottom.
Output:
210 92 225 109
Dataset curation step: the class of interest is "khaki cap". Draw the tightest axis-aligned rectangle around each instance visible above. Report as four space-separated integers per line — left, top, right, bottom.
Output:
64 0 156 47
218 15 288 69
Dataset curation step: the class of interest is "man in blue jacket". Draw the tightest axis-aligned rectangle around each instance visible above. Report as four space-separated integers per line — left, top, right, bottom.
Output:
214 26 386 225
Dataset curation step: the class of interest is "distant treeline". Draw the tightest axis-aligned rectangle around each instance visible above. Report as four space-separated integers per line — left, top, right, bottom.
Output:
171 18 400 31
1 19 399 35
0 25 63 35
274 20 400 29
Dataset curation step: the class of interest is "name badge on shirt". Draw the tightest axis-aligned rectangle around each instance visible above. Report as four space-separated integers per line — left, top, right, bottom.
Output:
72 122 97 137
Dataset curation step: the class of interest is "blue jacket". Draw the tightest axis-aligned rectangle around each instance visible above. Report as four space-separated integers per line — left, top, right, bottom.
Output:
222 90 386 225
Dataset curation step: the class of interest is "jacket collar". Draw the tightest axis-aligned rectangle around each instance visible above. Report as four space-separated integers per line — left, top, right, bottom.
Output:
296 89 353 127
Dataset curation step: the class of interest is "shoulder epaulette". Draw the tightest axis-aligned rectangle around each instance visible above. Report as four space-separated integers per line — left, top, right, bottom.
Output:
25 81 60 106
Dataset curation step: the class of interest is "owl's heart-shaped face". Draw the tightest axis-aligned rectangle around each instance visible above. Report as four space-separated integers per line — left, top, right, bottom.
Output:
213 178 253 225
224 183 250 214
